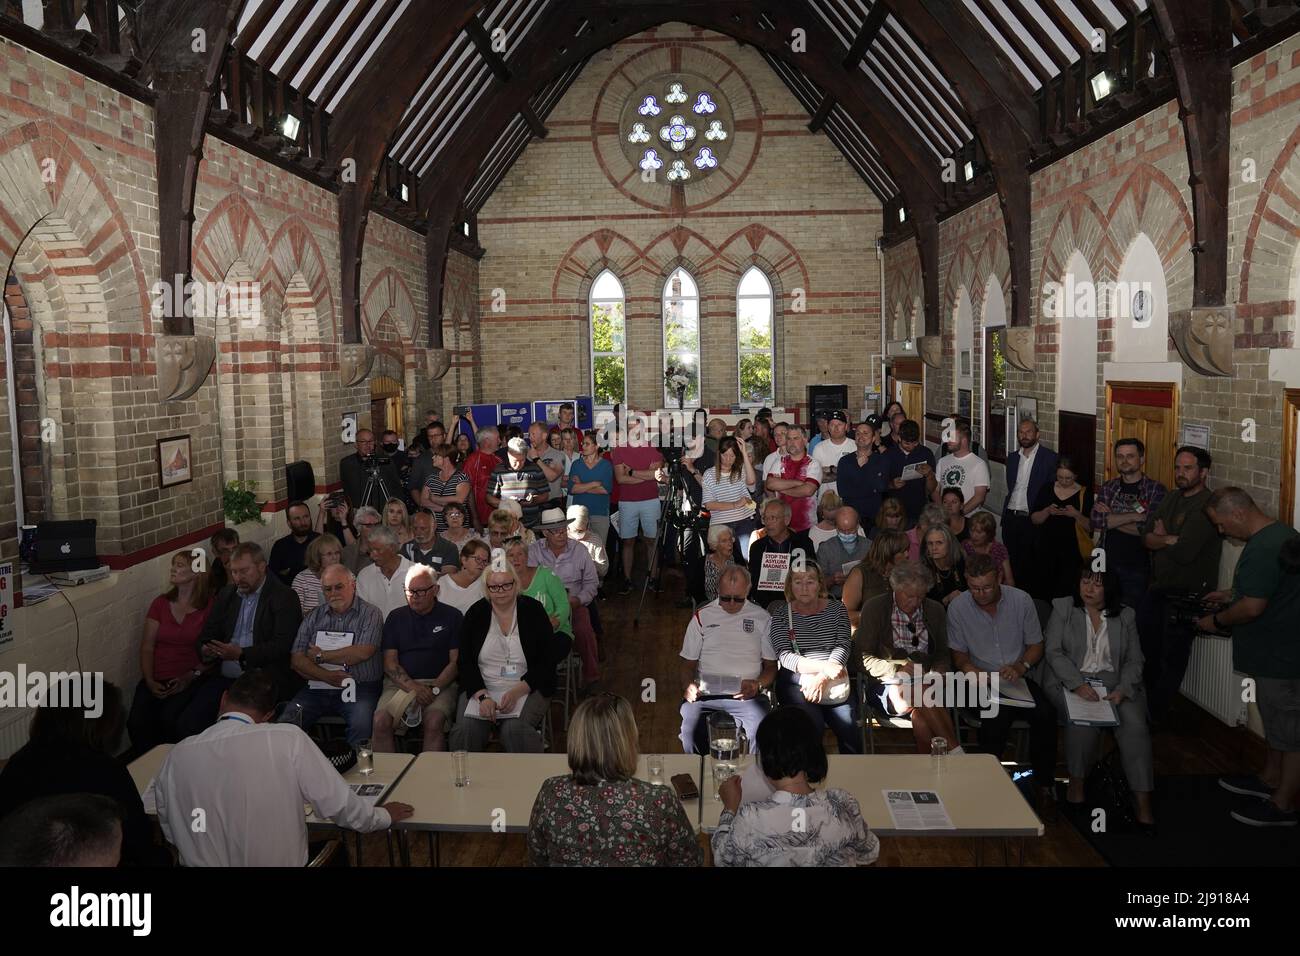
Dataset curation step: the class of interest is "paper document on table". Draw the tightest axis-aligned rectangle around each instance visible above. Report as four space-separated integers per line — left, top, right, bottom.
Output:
308 629 354 690
1064 692 1119 727
698 672 741 696
996 677 1036 708
347 782 387 806
463 691 529 720
883 790 953 830
898 463 924 481
141 780 157 816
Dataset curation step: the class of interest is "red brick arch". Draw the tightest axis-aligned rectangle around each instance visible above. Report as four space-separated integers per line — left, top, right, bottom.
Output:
362 267 418 345
268 218 336 341
1239 124 1300 304
1037 192 1114 302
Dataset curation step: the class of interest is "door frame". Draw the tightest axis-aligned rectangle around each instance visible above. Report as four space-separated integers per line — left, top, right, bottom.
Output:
1103 380 1179 482
1283 388 1300 526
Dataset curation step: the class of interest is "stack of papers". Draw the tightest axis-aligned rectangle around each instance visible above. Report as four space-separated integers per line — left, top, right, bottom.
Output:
1064 692 1119 727
997 677 1036 708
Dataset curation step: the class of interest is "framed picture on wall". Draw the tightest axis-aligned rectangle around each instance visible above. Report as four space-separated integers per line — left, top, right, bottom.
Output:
1016 396 1038 426
157 435 193 488
957 388 972 422
959 350 971 377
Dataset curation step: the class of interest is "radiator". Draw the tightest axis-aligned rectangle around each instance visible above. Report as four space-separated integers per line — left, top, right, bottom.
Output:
1180 635 1248 727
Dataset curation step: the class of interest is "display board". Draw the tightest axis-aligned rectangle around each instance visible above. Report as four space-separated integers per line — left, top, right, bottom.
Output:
498 401 533 431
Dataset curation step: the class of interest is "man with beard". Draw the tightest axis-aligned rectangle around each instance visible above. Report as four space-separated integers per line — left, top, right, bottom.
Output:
1002 418 1057 596
1091 438 1167 611
764 425 822 535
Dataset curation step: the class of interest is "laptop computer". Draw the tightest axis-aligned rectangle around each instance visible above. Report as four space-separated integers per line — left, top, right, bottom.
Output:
28 519 98 574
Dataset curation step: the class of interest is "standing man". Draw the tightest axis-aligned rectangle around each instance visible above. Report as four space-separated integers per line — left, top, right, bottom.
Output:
267 501 319 587
1091 438 1167 611
1002 418 1058 596
527 420 568 513
487 436 550 529
808 411 832 453
759 421 790 497
610 414 665 594
764 425 822 535
885 419 936 527
1139 446 1221 723
811 411 854 498
933 420 990 515
340 429 403 513
836 419 891 527
464 425 502 530
208 528 240 593
407 420 447 507
1198 488 1300 827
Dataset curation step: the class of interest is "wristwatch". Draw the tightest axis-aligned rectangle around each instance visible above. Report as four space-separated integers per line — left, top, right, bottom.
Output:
430 685 441 697
314 652 324 665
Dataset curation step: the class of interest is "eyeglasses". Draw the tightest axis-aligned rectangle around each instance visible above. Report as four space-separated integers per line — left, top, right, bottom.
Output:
405 585 437 597
718 595 745 604
487 582 515 592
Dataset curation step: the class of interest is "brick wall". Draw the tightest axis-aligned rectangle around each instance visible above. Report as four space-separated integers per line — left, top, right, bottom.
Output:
476 24 882 419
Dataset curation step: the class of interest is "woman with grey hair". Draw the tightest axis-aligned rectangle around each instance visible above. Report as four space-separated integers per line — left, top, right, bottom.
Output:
691 523 739 604
922 522 966 607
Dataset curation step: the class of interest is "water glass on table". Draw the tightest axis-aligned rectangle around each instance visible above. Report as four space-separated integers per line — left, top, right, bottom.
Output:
357 739 375 775
647 754 664 785
452 750 469 787
930 735 948 772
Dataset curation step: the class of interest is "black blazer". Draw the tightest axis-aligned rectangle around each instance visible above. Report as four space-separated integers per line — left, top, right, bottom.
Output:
196 574 303 699
340 452 403 511
458 595 556 699
1003 443 1059 516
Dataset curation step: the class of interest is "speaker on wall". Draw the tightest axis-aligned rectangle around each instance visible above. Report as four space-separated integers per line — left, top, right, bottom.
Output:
286 460 316 503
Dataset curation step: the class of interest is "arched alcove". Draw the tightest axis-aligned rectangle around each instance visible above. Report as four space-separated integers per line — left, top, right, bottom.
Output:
1113 232 1169 363
1057 250 1098 415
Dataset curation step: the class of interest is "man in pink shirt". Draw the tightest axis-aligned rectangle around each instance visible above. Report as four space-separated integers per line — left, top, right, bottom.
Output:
764 424 822 533
610 413 665 593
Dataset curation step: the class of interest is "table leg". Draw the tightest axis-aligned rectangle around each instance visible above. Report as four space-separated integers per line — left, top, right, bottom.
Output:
428 832 439 868
386 830 396 868
398 830 411 867
354 831 363 867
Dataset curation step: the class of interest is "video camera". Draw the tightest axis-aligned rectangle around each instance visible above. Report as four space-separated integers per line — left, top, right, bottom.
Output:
1165 590 1230 633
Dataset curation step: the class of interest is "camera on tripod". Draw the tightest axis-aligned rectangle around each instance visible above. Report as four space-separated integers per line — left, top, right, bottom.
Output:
1165 590 1229 631
361 453 392 471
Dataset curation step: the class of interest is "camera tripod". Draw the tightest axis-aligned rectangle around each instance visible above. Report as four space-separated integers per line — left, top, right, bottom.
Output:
359 462 396 511
634 457 707 625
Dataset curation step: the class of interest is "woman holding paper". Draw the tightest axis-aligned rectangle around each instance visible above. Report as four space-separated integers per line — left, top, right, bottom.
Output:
700 436 759 561
1044 569 1154 827
448 561 556 753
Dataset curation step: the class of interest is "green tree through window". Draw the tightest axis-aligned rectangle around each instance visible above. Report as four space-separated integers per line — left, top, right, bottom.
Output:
590 271 625 407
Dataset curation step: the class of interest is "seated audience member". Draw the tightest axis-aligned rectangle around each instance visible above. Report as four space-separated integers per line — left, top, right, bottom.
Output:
208 528 240 593
402 509 461 575
870 496 909 542
0 792 124 867
488 436 550 529
156 671 412 866
770 563 860 754
422 443 472 531
679 566 774 754
530 509 601 692
342 506 383 574
127 550 214 754
941 487 971 542
568 430 615 546
440 540 490 616
1045 569 1154 826
808 490 845 551
449 565 555 753
817 505 870 600
317 494 357 548
528 694 701 866
842 530 910 629
701 436 759 561
192 542 303 728
567 504 609 580
1197 488 1300 827
356 526 414 620
286 565 384 746
963 511 1014 586
441 501 480 552
694 524 739 605
489 503 535 549
885 419 937 526
268 501 320 587
292 534 343 613
923 523 967 607
0 681 163 866
712 706 879 867
373 564 461 753
855 562 961 754
747 499 815 609
948 554 1058 810
382 497 414 548
505 536 574 674
909 504 946 563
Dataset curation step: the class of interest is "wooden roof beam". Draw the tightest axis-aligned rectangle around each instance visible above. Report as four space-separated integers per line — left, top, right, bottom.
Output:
843 1 888 69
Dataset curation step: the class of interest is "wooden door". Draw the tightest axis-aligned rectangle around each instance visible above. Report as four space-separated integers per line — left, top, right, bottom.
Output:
900 381 924 424
1104 382 1178 488
1283 388 1300 529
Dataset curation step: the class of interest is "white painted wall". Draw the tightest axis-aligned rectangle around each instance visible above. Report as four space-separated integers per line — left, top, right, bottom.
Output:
1057 250 1099 414
955 287 973 395
1113 232 1169 364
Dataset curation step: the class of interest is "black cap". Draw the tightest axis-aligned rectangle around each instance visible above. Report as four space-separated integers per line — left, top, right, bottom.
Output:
864 414 884 430
829 410 848 423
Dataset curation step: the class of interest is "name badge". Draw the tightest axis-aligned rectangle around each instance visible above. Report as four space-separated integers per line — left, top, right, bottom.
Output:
502 664 521 679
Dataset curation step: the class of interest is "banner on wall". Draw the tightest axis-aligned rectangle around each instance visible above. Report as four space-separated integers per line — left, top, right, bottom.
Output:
498 402 533 431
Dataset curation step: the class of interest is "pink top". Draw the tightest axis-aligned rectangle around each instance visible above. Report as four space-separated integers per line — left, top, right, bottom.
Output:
610 446 663 502
146 595 211 681
962 539 1009 566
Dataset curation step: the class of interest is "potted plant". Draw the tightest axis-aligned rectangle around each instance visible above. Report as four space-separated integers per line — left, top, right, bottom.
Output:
223 479 266 526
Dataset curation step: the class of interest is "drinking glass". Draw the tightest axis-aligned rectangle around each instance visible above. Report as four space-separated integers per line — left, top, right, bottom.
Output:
647 755 665 784
930 736 948 772
357 739 375 775
452 750 469 787
275 701 304 728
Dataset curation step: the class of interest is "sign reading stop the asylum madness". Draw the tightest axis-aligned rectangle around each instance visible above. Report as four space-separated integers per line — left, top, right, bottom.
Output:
0 563 13 651
757 552 790 591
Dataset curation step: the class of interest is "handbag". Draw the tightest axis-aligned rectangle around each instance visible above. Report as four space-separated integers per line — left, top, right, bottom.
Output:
788 625 851 703
1074 521 1094 561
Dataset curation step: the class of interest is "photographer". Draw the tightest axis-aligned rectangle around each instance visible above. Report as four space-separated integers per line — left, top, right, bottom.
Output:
340 429 404 513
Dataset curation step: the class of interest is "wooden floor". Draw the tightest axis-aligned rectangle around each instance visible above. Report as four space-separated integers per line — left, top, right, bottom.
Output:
352 566 1266 867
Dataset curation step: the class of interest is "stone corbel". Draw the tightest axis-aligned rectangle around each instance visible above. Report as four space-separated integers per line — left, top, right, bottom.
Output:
1004 326 1035 372
918 336 942 369
158 334 216 401
426 348 451 381
340 343 376 387
1170 306 1233 377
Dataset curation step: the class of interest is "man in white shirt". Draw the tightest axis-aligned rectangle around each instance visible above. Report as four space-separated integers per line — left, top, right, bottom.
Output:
678 565 776 754
156 670 411 866
566 504 609 580
811 410 854 496
1002 418 1057 593
760 421 790 495
933 419 990 514
356 526 414 619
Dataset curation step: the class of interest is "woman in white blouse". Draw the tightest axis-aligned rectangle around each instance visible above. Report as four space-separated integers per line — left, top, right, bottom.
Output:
700 436 758 561
441 501 479 551
438 539 490 616
291 534 343 612
1044 568 1154 827
713 706 878 867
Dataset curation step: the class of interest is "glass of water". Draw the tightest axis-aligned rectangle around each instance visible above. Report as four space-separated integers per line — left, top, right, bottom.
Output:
357 739 375 775
930 736 948 772
647 754 665 784
452 750 469 788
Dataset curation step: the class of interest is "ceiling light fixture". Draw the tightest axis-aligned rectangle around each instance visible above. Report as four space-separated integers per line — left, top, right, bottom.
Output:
280 113 301 140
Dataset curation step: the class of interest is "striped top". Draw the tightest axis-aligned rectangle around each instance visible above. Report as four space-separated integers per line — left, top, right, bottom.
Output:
701 469 754 525
769 599 852 672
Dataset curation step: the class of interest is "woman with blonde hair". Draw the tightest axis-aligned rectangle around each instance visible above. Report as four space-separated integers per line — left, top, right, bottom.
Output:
962 511 1014 586
527 694 701 866
870 497 907 540
383 497 414 547
841 529 910 629
808 489 845 551
291 533 343 612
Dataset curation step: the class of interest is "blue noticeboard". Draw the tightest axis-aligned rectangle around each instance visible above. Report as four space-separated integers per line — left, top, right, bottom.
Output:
533 399 576 428
450 404 498 444
498 402 533 431
574 396 595 429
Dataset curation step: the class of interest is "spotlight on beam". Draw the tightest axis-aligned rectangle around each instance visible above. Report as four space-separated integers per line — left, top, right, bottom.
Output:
281 113 301 140
400 183 409 203
1090 71 1113 102
963 161 974 182
898 207 906 223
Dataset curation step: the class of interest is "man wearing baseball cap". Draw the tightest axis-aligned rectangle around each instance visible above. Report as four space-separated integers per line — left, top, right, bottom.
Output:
812 410 855 498
487 436 550 528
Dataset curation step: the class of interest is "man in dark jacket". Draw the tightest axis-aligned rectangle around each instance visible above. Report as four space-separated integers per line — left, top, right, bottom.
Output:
1002 418 1058 595
747 499 814 609
340 429 403 512
183 542 303 737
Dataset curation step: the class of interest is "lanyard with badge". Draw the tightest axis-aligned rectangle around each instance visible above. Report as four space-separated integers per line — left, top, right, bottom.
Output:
494 619 521 680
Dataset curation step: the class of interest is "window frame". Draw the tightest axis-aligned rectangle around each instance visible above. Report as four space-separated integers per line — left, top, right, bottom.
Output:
662 266 701 407
588 269 627 410
735 266 775 407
